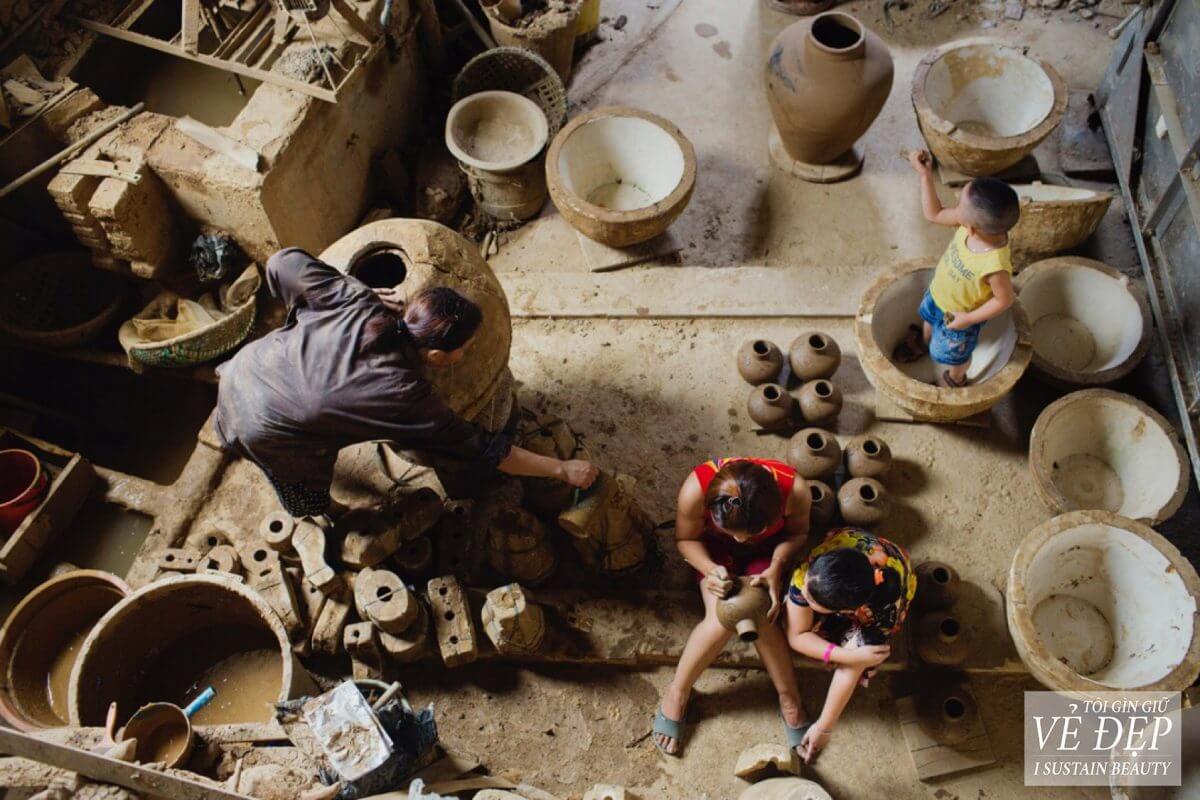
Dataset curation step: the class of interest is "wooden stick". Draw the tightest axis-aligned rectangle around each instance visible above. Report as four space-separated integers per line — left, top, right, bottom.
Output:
446 0 495 48
0 102 145 200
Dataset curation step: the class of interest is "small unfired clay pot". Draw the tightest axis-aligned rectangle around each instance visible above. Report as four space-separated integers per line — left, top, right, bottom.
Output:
913 561 959 611
913 612 969 667
916 684 977 745
843 434 892 479
808 480 837 527
797 379 842 426
747 383 795 430
788 331 841 381
715 577 773 642
738 339 785 385
787 428 841 479
837 477 888 525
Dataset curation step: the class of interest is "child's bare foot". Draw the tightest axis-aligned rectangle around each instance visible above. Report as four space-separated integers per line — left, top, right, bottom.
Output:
939 369 969 388
892 325 926 363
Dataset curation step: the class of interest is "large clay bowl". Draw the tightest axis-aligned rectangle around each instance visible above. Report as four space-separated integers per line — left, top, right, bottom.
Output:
1007 510 1200 695
546 106 696 247
1029 389 1187 525
1014 257 1151 385
1009 183 1114 264
912 42 1067 176
445 90 548 172
854 260 1032 421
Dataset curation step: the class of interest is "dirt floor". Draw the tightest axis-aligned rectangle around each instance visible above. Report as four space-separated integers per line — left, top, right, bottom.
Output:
1 0 1197 798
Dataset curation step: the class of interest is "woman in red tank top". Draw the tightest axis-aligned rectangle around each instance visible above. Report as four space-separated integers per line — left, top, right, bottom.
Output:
652 457 812 758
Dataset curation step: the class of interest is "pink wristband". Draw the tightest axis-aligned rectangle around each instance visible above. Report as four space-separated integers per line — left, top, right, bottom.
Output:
822 642 835 664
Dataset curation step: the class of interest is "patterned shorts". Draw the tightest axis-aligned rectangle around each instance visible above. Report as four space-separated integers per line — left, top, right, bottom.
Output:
919 290 982 367
267 475 331 518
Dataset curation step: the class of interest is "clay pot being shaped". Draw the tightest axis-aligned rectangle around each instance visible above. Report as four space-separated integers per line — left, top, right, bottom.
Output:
787 428 841 479
765 12 894 178
715 577 773 642
807 480 837 528
738 339 786 385
916 684 978 745
913 612 969 667
788 332 841 381
914 560 959 611
843 434 892 479
747 383 795 430
837 477 889 526
797 380 842 426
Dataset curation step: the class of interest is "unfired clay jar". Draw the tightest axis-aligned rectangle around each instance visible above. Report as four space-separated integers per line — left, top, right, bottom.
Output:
788 332 841 381
787 428 841 479
765 13 894 166
914 560 959 611
797 380 842 426
916 684 978 745
715 577 773 642
843 434 892 479
738 339 785 385
837 477 889 526
808 480 837 527
913 612 969 667
747 383 795 430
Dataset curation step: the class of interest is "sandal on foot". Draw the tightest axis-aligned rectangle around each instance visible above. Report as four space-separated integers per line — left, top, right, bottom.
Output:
652 707 690 757
941 369 969 388
780 711 813 751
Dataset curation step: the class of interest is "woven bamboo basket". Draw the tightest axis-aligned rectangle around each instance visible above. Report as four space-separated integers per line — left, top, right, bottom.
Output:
452 47 567 139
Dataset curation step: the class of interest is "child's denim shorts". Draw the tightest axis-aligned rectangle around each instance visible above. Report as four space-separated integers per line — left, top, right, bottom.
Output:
919 291 982 367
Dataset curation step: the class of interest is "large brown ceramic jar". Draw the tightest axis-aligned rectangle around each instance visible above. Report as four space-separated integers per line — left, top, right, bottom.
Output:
765 12 894 165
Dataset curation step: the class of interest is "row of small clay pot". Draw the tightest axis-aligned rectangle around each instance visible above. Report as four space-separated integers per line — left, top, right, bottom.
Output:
787 429 892 528
910 561 970 669
738 333 844 430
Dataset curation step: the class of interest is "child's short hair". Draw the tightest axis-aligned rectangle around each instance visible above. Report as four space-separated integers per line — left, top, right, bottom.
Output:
705 461 782 536
963 177 1020 235
807 547 901 612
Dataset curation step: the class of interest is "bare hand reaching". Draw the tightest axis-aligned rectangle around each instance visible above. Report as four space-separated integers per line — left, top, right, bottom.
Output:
750 567 783 622
846 643 892 668
908 149 933 175
560 459 599 489
372 286 406 314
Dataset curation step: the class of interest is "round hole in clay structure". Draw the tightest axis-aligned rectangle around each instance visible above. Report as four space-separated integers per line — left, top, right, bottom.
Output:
350 247 410 290
810 12 862 51
69 575 311 727
269 520 283 533
931 566 950 585
449 635 459 645
1014 257 1150 385
858 483 876 502
1029 389 1187 524
445 90 549 172
943 697 966 720
253 549 267 562
939 617 960 638
164 554 174 563
763 385 781 401
0 571 128 730
806 432 825 450
206 535 220 547
808 334 827 350
376 586 393 601
206 559 219 570
438 586 449 596
810 484 825 502
453 505 468 516
862 438 880 456
752 340 770 355
923 44 1054 139
813 381 832 398
444 611 455 621
1007 511 1200 694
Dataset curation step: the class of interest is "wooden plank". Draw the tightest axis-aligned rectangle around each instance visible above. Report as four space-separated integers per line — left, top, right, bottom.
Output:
181 0 202 53
176 116 261 171
213 1 270 59
73 17 339 102
896 692 996 781
330 0 376 41
0 726 253 800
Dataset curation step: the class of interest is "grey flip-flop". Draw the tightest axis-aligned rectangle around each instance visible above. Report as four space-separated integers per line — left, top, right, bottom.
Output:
652 707 690 757
781 711 813 752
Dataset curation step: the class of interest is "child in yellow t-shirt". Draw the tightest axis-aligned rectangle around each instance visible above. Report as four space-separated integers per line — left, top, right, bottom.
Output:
903 150 1018 388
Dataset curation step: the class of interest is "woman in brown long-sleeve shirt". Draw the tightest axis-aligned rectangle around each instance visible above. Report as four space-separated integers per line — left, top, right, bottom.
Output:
214 248 597 519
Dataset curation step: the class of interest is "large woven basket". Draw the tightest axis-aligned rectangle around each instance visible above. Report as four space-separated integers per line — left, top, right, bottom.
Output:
452 47 567 139
121 275 259 369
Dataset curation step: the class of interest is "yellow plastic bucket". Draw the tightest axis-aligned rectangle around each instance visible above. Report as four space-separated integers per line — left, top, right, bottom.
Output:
576 0 601 37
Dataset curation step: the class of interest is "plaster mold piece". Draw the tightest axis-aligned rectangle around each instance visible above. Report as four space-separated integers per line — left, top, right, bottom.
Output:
311 580 354 657
912 42 1067 176
1009 184 1114 263
546 106 697 247
198 544 242 576
558 472 651 574
913 612 969 667
445 91 550 222
583 786 626 800
856 261 1032 421
1028 389 1187 524
913 561 959 612
393 535 434 581
797 380 842 426
261 512 296 552
788 332 841 381
1013 257 1151 385
344 622 384 681
486 505 558 585
737 777 833 800
1007 511 1200 694
807 480 837 528
87 163 174 278
353 568 418 634
787 429 841 479
427 576 478 667
481 583 546 656
765 12 894 182
843 434 891 479
916 684 979 745
738 339 786 386
734 743 800 780
154 548 202 574
837 477 889 526
747 384 795 430
320 220 511 423
293 520 339 594
339 488 444 569
69 574 311 726
519 413 585 515
0 571 128 730
379 602 431 663
715 578 773 642
247 560 305 639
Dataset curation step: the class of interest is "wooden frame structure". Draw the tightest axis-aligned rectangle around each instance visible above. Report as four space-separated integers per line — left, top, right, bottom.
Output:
73 0 384 103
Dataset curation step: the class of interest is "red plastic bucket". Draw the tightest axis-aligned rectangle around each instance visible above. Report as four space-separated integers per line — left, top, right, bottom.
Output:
0 449 49 538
